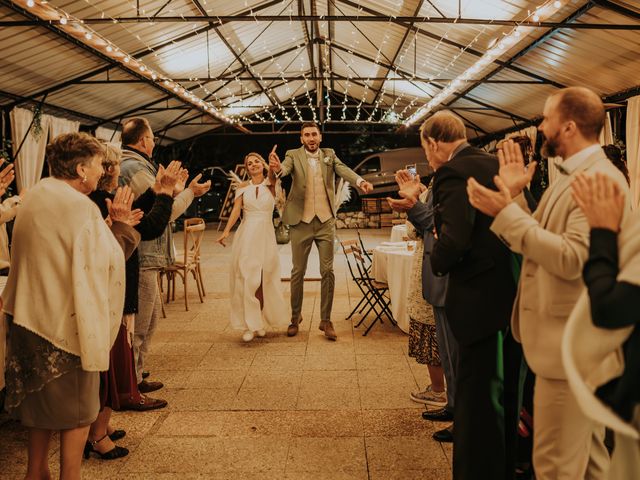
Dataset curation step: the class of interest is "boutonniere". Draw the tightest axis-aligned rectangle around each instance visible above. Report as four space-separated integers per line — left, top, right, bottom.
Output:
323 157 332 166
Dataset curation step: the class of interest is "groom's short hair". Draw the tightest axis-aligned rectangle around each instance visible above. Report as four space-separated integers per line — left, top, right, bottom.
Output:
301 122 320 134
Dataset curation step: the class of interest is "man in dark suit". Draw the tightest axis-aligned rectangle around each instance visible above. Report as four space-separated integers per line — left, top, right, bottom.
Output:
390 111 520 480
391 174 459 442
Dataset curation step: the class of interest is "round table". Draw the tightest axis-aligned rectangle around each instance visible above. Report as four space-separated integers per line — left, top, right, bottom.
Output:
390 224 408 243
371 244 415 334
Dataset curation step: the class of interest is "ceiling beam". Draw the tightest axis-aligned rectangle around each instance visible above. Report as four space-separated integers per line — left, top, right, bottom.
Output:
591 0 640 21
370 0 425 106
92 44 302 128
336 0 564 89
443 2 595 114
2 16 637 29
329 42 527 122
0 0 237 130
75 77 550 84
5 0 285 110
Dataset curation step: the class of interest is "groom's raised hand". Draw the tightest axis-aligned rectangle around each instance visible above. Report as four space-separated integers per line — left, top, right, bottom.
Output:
268 144 282 173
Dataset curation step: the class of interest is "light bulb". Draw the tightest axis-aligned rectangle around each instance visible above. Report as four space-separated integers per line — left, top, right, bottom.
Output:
151 73 157 80
554 1 561 8
123 57 130 63
27 0 35 7
139 65 146 72
59 17 67 25
85 32 93 40
533 14 540 22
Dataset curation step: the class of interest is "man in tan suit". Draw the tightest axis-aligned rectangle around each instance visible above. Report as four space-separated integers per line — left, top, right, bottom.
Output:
269 123 372 340
467 87 630 480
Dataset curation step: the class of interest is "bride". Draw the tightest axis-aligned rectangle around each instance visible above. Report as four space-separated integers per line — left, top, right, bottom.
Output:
217 152 289 341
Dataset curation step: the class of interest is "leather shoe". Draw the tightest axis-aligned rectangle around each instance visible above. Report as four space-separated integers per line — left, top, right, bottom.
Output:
122 394 167 411
433 424 454 443
138 380 163 393
142 371 150 379
287 316 302 337
321 321 337 341
421 408 454 422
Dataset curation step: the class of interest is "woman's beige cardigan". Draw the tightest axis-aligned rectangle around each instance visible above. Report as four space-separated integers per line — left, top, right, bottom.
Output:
2 177 126 372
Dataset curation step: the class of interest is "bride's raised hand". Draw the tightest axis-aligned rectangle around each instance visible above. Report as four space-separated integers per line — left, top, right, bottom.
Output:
217 231 230 247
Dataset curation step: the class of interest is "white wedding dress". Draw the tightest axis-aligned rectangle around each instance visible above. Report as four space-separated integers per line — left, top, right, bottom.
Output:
229 180 289 332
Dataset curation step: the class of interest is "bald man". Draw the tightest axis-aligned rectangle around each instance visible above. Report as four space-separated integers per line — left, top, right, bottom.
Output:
468 87 630 479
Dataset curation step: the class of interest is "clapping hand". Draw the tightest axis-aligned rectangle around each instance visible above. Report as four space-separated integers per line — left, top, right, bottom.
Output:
106 185 144 227
497 139 537 198
0 162 15 196
467 175 512 217
173 167 190 195
268 145 282 173
571 172 625 232
153 160 182 195
188 173 211 197
386 169 423 212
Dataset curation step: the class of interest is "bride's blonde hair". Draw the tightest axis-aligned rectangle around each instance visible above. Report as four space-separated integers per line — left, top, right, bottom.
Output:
244 152 268 175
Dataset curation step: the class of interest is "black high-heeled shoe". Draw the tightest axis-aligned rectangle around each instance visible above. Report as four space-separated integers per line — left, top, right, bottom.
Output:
108 429 126 441
83 434 129 460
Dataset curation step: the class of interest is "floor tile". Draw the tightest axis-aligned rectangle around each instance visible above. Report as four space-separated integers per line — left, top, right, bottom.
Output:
0 229 452 480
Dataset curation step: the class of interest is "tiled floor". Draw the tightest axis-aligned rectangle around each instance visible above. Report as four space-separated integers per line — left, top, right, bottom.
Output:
0 228 453 479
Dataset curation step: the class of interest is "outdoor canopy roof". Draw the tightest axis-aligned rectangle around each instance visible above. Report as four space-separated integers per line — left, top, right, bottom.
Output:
1 0 639 144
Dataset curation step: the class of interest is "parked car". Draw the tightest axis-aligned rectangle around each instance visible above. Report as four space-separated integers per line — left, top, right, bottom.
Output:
353 147 433 195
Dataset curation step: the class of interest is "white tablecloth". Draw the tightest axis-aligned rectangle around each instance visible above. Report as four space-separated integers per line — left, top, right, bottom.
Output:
371 245 415 334
390 224 408 243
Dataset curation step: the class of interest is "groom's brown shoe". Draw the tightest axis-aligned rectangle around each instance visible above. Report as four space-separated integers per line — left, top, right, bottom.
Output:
320 320 337 341
287 316 302 337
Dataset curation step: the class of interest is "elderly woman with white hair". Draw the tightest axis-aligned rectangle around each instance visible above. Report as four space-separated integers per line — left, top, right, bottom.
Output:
3 132 139 480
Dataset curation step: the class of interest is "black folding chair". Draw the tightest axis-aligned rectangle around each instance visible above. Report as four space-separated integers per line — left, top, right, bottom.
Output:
347 244 395 336
356 229 374 268
340 239 377 322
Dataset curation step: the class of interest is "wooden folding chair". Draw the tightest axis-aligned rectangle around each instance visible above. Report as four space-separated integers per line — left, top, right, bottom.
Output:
160 218 206 311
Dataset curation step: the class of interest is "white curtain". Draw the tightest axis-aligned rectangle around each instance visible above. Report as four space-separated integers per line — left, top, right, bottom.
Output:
506 125 538 152
599 112 614 146
10 107 50 193
95 126 122 147
627 96 640 209
47 114 79 140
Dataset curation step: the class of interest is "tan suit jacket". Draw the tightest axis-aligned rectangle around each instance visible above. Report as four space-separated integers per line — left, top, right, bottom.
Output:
491 148 630 379
279 147 360 226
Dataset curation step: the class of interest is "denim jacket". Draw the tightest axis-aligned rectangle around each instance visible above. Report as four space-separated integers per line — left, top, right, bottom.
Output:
119 148 174 269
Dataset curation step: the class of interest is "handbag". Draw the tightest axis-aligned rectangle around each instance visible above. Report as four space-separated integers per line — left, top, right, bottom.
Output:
274 218 290 244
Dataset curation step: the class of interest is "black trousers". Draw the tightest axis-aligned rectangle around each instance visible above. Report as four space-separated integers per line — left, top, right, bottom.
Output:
452 330 523 480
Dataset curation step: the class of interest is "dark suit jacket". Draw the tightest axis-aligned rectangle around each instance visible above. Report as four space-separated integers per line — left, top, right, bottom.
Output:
430 145 516 346
407 190 448 307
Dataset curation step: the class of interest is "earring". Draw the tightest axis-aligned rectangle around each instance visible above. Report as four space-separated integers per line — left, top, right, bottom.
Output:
81 175 87 184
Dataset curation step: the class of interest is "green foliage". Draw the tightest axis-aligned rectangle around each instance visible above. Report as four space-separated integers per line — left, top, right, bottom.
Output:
0 138 11 163
31 105 43 140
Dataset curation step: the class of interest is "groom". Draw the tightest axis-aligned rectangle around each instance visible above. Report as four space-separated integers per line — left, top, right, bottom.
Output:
269 122 373 340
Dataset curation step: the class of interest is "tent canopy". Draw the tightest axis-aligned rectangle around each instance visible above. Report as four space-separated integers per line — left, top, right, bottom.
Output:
1 0 639 144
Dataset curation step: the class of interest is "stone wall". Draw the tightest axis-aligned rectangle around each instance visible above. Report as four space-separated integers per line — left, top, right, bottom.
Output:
335 210 407 229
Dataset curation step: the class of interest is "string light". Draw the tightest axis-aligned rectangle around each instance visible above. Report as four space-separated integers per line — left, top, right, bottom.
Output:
16 0 237 126
405 0 566 126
